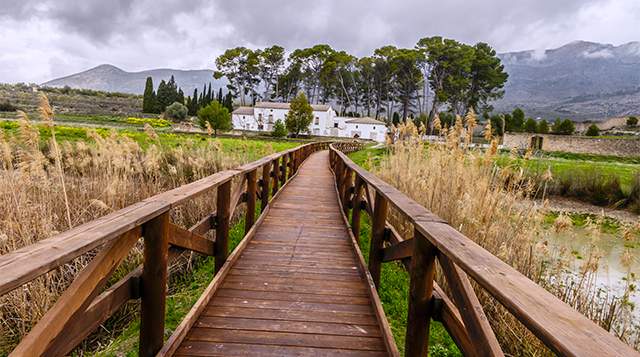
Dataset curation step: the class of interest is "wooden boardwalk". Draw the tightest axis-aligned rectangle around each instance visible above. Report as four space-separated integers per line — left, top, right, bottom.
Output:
5 142 636 356
172 151 395 356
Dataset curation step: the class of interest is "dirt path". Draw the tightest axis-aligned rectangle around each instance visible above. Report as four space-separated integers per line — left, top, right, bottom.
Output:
542 196 638 224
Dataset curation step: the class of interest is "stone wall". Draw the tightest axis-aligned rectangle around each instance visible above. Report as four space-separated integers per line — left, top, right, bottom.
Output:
503 133 640 157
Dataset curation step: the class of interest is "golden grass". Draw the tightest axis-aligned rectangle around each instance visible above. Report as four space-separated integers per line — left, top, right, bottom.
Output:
0 95 285 354
378 120 639 353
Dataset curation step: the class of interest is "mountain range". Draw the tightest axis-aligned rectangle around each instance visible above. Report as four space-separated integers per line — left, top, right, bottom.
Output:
494 40 640 120
43 65 221 96
43 41 640 120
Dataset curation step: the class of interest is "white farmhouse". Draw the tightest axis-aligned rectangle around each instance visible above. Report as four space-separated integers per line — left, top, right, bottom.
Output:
231 102 388 142
341 117 387 142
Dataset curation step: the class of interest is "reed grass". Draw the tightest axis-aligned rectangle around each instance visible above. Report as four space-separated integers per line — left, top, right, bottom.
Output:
0 95 296 354
374 120 640 353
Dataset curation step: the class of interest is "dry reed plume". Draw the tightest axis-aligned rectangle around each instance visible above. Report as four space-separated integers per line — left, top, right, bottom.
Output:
0 96 283 353
379 120 639 354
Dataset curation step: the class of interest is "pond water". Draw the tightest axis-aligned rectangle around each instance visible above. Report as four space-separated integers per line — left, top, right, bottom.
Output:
546 226 639 316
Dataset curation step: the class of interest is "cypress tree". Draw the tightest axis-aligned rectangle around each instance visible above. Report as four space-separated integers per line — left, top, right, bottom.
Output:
178 88 185 104
156 79 171 112
190 88 198 115
223 93 233 112
207 83 213 105
142 77 156 113
217 88 223 103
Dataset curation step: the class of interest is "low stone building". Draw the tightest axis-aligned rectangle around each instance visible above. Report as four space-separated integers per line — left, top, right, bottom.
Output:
503 132 640 157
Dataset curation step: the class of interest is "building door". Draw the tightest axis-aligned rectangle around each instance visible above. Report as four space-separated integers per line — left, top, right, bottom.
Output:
530 136 543 150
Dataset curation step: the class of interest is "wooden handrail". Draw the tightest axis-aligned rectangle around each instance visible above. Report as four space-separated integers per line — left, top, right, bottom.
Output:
329 143 638 357
0 141 332 356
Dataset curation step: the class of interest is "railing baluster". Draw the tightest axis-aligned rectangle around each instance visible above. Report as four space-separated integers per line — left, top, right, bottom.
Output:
368 191 388 288
140 212 170 357
351 176 363 242
281 153 288 182
261 162 271 212
342 168 353 214
245 169 257 234
272 158 280 196
405 229 438 357
214 180 231 273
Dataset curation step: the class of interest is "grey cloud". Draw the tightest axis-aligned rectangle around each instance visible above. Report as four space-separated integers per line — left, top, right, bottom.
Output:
0 0 637 83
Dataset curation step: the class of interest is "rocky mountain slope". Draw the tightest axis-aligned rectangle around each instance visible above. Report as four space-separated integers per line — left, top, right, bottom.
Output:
495 41 640 120
43 64 221 96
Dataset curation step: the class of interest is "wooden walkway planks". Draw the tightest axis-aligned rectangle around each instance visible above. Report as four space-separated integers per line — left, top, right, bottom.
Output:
174 151 395 356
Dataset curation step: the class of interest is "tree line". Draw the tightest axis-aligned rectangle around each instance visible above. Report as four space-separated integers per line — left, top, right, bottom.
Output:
213 37 508 131
142 76 233 117
483 108 576 136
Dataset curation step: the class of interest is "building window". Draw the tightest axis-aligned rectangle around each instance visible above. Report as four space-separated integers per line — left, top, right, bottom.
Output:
356 125 359 129
334 123 338 128
258 124 264 130
314 117 319 125
373 126 375 130
268 114 274 124
258 113 263 122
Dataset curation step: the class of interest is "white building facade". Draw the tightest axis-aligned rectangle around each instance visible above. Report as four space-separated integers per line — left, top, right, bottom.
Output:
232 102 387 142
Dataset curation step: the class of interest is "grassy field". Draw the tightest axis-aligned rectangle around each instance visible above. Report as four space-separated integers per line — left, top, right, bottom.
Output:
498 152 640 193
0 120 298 154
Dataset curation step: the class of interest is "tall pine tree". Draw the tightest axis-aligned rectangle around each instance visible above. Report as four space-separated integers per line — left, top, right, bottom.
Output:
217 88 223 103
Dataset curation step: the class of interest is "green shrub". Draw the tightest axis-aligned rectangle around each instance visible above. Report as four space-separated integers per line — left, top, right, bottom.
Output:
628 116 638 127
552 119 575 135
523 118 537 133
550 170 626 206
537 119 549 134
165 102 188 122
0 102 18 112
628 173 640 213
585 124 600 136
272 119 287 138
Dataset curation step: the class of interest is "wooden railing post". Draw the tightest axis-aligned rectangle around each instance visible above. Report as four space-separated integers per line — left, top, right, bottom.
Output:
272 158 280 196
261 162 271 212
405 229 437 357
214 180 231 273
351 176 363 242
287 152 294 180
369 191 388 288
245 170 257 233
139 212 170 357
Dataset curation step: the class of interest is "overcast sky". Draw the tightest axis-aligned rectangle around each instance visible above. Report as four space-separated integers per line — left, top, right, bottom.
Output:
1 0 639 84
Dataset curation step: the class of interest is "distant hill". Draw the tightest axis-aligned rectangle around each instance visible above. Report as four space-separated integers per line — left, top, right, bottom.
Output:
495 41 640 121
43 64 223 95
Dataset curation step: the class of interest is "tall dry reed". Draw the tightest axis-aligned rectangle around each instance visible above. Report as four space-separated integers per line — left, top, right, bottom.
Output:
0 98 282 353
379 120 639 353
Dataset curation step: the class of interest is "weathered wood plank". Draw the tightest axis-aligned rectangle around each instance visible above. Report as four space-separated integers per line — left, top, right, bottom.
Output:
10 228 141 356
381 238 414 262
438 254 503 356
214 181 231 274
139 212 170 357
169 223 214 256
405 229 437 357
